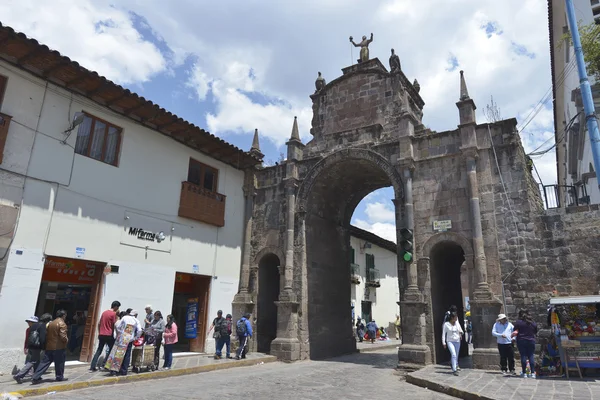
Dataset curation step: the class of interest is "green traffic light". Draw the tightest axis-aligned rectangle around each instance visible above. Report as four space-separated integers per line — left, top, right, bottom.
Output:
403 252 412 262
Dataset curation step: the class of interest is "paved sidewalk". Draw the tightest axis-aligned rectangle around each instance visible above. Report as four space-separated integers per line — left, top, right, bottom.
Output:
356 339 400 352
407 365 600 400
0 352 275 398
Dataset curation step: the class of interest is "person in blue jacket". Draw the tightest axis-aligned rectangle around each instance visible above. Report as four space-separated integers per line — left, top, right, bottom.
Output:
235 313 253 360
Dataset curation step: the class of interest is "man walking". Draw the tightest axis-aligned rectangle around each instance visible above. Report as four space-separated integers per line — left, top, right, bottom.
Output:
13 315 51 384
215 314 233 360
209 310 226 359
235 313 253 360
32 310 69 384
492 313 516 375
89 300 120 372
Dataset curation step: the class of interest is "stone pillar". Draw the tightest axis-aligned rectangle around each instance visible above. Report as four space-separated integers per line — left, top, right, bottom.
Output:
396 165 432 367
401 166 420 300
233 185 256 306
463 150 502 369
270 186 301 361
464 152 490 295
280 182 297 301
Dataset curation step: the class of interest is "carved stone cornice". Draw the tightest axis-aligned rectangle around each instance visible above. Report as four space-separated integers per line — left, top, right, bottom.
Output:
396 158 416 174
460 146 479 161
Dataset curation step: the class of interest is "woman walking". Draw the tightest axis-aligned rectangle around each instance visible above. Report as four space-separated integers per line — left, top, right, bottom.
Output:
442 312 463 376
162 315 178 370
514 309 538 379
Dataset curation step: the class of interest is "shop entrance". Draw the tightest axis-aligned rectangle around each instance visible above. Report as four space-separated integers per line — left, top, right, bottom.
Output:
172 272 211 353
429 241 468 364
256 253 280 354
35 256 104 362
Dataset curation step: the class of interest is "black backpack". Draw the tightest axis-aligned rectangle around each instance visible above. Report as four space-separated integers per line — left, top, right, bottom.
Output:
28 328 41 349
236 319 247 336
217 318 229 336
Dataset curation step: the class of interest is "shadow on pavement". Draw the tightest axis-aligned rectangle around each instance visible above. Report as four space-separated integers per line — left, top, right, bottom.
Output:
320 350 398 369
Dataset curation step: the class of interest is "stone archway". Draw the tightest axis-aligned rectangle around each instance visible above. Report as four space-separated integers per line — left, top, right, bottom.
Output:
296 148 404 212
421 232 474 363
256 251 282 354
296 149 404 360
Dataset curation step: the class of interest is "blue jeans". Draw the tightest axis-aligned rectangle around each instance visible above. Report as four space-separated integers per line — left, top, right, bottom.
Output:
216 336 231 357
119 343 133 375
447 341 461 372
163 344 174 368
517 340 536 374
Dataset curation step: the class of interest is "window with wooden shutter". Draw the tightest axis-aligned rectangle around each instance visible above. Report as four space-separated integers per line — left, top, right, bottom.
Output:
74 113 122 166
350 248 355 264
366 253 375 270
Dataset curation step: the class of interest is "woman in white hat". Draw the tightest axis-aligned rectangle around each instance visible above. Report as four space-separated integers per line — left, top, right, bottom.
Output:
492 313 516 375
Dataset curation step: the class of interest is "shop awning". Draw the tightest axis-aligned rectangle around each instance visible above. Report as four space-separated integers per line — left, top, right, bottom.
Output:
549 296 600 305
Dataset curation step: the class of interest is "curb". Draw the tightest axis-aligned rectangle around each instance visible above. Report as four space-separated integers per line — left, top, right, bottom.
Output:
8 355 277 398
406 373 495 400
357 343 399 353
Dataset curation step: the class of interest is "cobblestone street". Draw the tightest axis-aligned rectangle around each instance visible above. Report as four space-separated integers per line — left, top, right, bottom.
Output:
31 349 452 399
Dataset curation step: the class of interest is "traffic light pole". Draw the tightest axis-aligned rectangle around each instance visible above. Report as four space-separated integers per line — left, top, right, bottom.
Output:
566 0 600 189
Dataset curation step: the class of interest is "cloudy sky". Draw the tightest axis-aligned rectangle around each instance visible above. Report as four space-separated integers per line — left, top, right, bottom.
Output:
0 0 558 241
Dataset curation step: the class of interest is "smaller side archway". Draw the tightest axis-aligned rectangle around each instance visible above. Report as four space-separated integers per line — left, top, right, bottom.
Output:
256 252 282 354
422 232 474 364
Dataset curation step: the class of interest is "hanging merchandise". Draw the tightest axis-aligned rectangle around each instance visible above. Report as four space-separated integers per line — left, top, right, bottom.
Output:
547 296 600 376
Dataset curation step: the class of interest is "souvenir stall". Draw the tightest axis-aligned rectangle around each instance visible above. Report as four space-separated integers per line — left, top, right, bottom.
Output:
547 296 600 378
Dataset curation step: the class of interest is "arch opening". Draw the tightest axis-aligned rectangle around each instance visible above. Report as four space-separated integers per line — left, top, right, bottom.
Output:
429 241 469 364
256 253 280 354
304 154 400 360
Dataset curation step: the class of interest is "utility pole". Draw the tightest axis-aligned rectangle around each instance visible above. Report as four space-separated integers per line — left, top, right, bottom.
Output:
566 0 600 190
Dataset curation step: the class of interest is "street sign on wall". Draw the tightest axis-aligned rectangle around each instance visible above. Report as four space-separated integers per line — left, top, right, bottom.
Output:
433 220 452 232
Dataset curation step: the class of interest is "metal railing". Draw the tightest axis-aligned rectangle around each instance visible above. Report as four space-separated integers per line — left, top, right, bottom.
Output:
350 263 360 275
540 184 589 209
366 268 380 286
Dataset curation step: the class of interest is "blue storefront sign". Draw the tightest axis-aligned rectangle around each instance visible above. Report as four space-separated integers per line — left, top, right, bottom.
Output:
185 298 198 339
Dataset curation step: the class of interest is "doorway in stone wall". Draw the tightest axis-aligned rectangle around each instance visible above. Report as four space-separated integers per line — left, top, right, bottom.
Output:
257 253 281 354
430 241 469 364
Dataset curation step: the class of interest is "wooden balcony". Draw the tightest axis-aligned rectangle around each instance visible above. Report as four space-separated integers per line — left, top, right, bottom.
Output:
366 268 381 288
178 181 226 227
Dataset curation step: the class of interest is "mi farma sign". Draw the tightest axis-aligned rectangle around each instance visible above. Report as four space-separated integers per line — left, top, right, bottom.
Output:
128 227 166 243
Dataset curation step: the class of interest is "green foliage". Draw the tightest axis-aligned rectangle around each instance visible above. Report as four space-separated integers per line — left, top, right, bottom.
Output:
563 22 600 81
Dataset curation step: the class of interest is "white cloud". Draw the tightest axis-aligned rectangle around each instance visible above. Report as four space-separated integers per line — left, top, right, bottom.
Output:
186 63 212 101
0 0 167 85
364 202 395 224
354 219 397 243
206 81 312 146
2 0 559 170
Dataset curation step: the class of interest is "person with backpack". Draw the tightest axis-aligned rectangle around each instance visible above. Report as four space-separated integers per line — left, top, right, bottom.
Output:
31 310 69 384
209 310 227 360
215 314 233 360
235 313 253 360
13 314 51 384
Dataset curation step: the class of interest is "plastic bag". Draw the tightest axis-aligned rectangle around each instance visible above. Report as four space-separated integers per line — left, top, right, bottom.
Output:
1 393 23 400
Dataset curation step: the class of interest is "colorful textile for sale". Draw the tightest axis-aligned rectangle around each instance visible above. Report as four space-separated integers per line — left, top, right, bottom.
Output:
105 323 135 372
